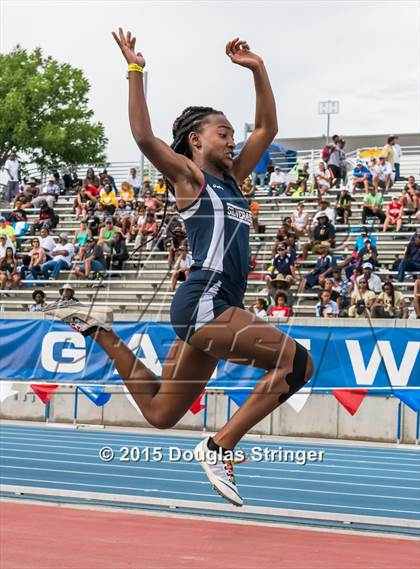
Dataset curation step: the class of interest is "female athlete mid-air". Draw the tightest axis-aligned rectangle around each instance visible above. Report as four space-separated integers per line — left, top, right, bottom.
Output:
47 28 313 507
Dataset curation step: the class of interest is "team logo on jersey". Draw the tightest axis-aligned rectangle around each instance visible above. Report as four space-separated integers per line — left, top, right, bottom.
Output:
226 202 252 226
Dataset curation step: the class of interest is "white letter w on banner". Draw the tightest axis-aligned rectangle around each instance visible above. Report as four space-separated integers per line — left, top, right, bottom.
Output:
346 340 419 387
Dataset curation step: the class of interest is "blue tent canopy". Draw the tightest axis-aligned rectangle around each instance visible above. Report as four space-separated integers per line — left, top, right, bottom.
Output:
234 141 297 170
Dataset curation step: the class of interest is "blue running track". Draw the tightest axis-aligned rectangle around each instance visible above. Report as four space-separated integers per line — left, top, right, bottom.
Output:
1 424 419 534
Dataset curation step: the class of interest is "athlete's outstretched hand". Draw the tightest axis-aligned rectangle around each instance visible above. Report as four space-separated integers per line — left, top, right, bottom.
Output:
225 38 262 70
112 27 146 68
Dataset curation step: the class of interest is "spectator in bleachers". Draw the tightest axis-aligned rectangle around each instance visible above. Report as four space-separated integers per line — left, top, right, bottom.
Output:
39 227 56 261
299 245 335 292
142 177 153 197
383 196 403 233
0 247 20 291
32 177 60 209
0 216 16 244
143 188 163 213
392 136 402 181
7 200 28 228
21 178 39 202
56 283 77 303
248 297 268 318
271 219 296 255
398 232 420 282
352 160 371 194
312 199 335 227
75 237 106 279
99 183 118 215
240 177 256 198
362 187 385 224
0 235 14 259
401 176 419 212
53 172 65 195
252 148 271 187
372 156 393 192
357 262 382 294
100 169 117 192
85 167 99 185
4 151 20 203
315 290 338 318
268 166 286 196
14 195 32 210
371 281 408 319
330 268 350 310
128 167 142 200
414 278 420 318
358 238 379 268
72 220 92 260
36 233 74 281
169 246 192 292
266 243 296 286
98 218 123 254
86 177 101 201
86 205 102 238
285 163 310 196
153 176 167 197
355 227 377 251
28 237 47 279
259 274 294 308
268 291 293 317
74 186 95 219
314 161 331 195
348 277 376 318
291 202 309 237
32 201 59 233
339 248 361 280
114 198 133 236
247 197 260 233
381 136 395 170
119 181 135 206
335 188 354 224
30 289 46 312
108 233 129 271
300 215 335 260
136 210 158 250
327 138 346 188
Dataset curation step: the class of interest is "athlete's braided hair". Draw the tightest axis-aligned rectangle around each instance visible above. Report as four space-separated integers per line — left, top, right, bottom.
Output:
170 106 224 159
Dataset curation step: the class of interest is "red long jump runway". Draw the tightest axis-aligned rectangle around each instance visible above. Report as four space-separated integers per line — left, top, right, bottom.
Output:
1 501 419 569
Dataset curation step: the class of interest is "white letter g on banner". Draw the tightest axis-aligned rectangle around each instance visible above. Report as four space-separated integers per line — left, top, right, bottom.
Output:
41 332 86 374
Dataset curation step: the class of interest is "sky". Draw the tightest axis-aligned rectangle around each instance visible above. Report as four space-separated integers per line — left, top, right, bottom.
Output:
1 0 419 162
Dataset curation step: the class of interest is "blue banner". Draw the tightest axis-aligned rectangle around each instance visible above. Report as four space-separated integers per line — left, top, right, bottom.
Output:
0 320 418 393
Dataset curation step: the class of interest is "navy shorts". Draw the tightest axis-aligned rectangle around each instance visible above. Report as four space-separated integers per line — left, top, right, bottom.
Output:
170 269 245 343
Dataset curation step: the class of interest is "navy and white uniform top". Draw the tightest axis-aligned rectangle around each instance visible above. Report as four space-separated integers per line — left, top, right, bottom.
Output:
177 171 251 290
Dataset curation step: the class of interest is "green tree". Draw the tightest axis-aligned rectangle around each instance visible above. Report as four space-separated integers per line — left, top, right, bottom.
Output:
0 46 108 173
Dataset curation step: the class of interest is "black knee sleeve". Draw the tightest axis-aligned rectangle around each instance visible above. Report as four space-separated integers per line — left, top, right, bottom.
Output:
279 340 309 404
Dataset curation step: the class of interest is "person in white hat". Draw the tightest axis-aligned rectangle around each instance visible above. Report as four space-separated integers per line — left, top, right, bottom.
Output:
356 262 382 294
38 233 74 280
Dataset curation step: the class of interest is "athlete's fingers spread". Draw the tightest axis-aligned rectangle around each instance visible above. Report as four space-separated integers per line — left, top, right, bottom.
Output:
112 31 122 48
127 30 132 44
118 27 126 45
130 36 136 50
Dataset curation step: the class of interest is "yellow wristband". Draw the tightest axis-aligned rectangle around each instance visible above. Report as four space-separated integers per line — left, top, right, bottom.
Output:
128 63 144 73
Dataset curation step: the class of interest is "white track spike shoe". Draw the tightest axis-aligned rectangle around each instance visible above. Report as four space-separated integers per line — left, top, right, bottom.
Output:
44 300 113 337
194 437 243 507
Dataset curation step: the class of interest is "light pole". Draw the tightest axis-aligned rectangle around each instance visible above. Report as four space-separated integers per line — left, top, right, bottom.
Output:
139 71 148 182
318 100 339 144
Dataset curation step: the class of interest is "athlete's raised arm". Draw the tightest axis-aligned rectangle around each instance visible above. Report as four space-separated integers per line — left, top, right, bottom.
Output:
112 28 203 203
227 38 278 184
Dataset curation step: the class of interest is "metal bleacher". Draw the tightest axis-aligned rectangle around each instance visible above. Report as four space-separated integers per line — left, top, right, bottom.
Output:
0 146 419 318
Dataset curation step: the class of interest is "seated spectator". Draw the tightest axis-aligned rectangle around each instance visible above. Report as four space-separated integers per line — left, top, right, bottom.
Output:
401 176 419 212
128 167 142 200
72 220 92 260
348 277 376 318
39 227 56 260
312 199 335 226
74 186 95 219
99 183 118 215
352 160 372 194
0 247 20 292
142 177 153 197
248 297 268 318
330 268 350 310
314 161 331 195
355 227 377 251
153 176 167 197
241 177 256 198
35 233 74 281
349 266 363 293
0 216 16 244
247 197 260 233
21 178 40 202
291 202 309 237
98 218 123 254
414 278 420 318
170 246 192 292
100 169 117 191
339 248 362 280
14 195 32 210
335 189 354 224
398 232 420 282
358 236 379 266
271 219 296 256
285 163 310 196
0 234 14 258
268 291 293 317
266 243 296 286
268 166 286 196
135 210 158 250
32 177 60 208
383 196 403 233
53 172 65 195
259 275 294 308
143 189 163 213
315 290 339 318
108 233 129 271
85 177 101 201
7 199 28 224
299 245 335 292
362 187 385 224
357 262 382 294
371 281 407 319
114 198 133 236
33 201 59 233
373 156 393 192
75 237 106 279
28 237 47 280
86 205 104 238
301 215 335 260
30 289 46 312
55 283 78 304
119 181 135 206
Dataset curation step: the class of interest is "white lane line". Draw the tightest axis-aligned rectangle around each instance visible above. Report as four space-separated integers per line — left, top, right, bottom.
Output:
2 449 418 481
1 477 419 516
2 465 419 502
2 455 419 492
